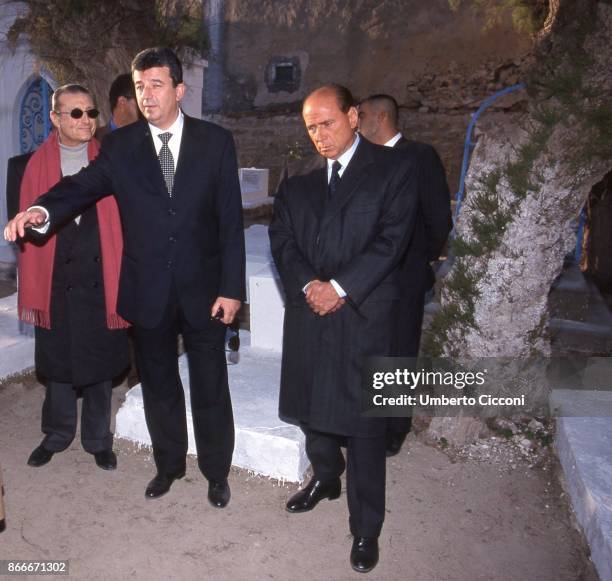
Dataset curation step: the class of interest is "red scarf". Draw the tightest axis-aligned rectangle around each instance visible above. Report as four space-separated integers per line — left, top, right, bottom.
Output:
18 130 129 330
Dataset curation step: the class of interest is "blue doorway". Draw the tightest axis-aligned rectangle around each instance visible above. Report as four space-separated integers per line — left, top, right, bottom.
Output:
19 76 53 154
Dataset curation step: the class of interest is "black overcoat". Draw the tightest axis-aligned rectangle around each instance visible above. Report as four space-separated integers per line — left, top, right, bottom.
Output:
393 137 452 356
34 206 129 385
269 138 419 437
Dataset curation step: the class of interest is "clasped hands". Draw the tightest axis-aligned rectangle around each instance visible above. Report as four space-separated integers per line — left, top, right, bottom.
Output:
305 280 345 316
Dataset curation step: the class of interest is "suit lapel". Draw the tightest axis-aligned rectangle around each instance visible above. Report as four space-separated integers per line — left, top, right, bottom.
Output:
319 139 374 232
129 121 168 196
303 156 327 221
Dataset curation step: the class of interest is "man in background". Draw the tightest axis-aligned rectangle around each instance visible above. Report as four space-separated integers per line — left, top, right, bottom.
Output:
358 93 452 456
96 73 140 140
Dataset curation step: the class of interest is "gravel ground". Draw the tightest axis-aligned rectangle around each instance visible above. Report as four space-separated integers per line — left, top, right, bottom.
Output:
0 372 599 581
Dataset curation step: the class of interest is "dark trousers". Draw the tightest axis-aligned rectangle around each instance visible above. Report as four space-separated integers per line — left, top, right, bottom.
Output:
303 427 386 538
132 297 234 482
387 289 426 437
41 380 113 453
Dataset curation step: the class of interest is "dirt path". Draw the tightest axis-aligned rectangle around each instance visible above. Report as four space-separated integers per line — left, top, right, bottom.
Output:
0 374 598 581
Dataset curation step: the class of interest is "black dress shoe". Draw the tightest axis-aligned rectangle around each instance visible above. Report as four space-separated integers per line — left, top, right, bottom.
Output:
350 536 379 573
144 470 186 499
94 449 117 471
285 477 341 513
208 479 231 508
27 445 54 467
386 432 407 457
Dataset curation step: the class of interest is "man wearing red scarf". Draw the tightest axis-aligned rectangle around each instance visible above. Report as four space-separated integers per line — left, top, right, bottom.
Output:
18 84 129 470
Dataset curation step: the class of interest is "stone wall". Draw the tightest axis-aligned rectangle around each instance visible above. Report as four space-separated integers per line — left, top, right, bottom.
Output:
218 0 532 112
209 0 531 195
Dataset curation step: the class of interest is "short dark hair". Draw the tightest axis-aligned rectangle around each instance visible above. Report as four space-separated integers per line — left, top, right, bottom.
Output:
109 73 136 111
131 47 183 87
52 84 93 111
304 84 355 114
360 94 399 127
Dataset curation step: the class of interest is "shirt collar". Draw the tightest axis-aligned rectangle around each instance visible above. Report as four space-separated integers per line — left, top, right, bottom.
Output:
384 132 403 147
328 133 360 170
148 109 184 140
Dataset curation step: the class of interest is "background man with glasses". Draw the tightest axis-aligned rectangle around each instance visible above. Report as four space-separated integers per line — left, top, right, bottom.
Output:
15 83 129 471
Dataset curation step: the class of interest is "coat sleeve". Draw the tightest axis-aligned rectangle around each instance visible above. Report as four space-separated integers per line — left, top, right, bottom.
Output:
215 133 246 301
334 157 420 306
269 167 318 302
419 145 453 262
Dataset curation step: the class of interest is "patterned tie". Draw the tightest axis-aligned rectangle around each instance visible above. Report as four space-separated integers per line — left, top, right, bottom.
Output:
328 160 342 199
158 132 174 196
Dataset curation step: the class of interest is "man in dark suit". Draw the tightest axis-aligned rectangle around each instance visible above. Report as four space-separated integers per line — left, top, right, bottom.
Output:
4 48 246 508
269 84 419 573
358 94 452 456
95 73 140 141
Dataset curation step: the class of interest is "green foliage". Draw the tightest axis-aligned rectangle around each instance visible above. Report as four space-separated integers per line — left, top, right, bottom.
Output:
423 259 481 356
448 0 549 35
505 126 551 199
450 235 481 258
8 0 207 89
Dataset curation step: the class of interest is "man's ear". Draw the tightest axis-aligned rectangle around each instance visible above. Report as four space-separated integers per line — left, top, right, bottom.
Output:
175 82 186 102
348 106 359 130
50 111 60 130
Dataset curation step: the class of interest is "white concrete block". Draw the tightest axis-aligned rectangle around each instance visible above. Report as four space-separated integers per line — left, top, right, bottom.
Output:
239 168 270 206
553 390 612 581
116 333 308 482
249 266 285 352
0 293 35 380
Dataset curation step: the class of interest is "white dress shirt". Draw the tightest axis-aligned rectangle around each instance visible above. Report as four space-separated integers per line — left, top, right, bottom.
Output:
384 132 402 148
149 110 184 171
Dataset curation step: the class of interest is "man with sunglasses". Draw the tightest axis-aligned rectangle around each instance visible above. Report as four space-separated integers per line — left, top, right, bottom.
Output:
15 84 129 471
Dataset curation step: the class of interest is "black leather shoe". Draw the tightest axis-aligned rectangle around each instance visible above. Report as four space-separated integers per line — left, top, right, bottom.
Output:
208 479 231 508
144 470 186 499
285 477 341 513
350 537 379 573
386 432 407 457
27 445 54 467
94 449 117 471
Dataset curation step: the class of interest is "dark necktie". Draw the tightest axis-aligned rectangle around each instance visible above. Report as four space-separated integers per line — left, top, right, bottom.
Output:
158 132 174 196
328 160 342 199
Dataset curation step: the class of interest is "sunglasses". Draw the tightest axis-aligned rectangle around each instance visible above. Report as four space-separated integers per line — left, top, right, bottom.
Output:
54 108 100 120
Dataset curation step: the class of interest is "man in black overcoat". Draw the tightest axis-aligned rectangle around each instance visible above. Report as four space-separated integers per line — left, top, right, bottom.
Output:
269 85 419 573
359 94 452 456
16 84 128 471
5 48 246 508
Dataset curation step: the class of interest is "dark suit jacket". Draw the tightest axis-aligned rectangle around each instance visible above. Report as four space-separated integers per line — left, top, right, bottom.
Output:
35 116 246 329
6 152 34 219
394 136 452 294
269 137 419 437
